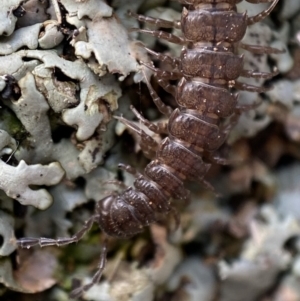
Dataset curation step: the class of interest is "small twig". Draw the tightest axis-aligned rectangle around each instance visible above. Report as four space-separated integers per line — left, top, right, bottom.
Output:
5 141 19 163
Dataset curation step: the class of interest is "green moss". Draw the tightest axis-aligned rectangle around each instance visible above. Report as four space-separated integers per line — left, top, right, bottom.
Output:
0 107 26 141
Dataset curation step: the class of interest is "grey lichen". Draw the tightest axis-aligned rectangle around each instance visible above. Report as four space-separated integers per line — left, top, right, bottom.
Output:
0 210 16 256
0 23 42 55
38 21 64 49
167 258 216 301
24 183 88 238
0 49 121 178
0 157 65 209
33 65 78 113
73 17 143 80
0 0 22 36
0 130 64 209
12 49 120 140
219 206 300 301
61 0 113 20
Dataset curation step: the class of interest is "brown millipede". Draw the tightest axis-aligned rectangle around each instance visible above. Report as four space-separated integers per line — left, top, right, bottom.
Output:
18 0 282 298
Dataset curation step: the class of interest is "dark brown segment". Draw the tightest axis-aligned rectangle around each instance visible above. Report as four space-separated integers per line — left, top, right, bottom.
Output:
123 187 157 224
96 195 141 238
181 48 244 80
157 138 211 181
168 109 225 151
133 175 171 212
176 78 238 117
144 160 189 201
181 9 247 43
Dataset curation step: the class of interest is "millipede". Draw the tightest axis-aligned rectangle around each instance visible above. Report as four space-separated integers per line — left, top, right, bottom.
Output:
17 0 283 298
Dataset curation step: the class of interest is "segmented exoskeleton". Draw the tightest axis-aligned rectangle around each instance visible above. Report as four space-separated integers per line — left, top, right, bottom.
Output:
18 0 282 298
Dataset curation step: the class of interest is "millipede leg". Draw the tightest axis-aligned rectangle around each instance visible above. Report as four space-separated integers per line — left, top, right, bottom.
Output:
235 81 271 93
221 113 241 135
157 77 176 97
17 215 98 248
114 115 159 158
201 179 221 197
247 0 279 25
241 68 279 79
142 69 173 116
236 100 262 113
130 28 186 45
205 152 234 166
240 43 284 55
130 105 168 134
141 61 182 80
170 208 181 233
143 47 180 67
69 238 108 299
103 180 128 190
128 11 181 29
118 163 139 176
246 0 276 3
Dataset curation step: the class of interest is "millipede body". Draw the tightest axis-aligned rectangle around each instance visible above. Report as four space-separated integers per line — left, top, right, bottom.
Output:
18 0 282 298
